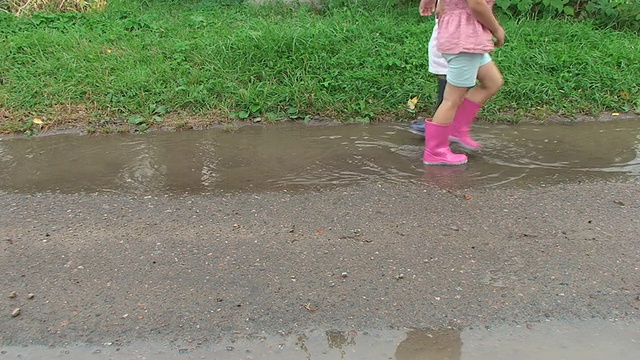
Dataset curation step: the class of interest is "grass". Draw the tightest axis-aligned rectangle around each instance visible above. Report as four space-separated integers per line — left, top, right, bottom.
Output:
0 0 639 134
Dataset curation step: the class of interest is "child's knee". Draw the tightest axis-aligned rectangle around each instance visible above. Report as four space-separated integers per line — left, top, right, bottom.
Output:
484 73 503 95
494 73 504 91
441 96 464 110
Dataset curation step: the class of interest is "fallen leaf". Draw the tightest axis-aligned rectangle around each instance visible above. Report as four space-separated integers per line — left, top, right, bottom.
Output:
407 97 418 110
612 113 620 116
302 303 318 312
32 118 43 125
464 194 472 200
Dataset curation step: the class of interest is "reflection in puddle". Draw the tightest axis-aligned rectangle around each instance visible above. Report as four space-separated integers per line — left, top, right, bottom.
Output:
327 329 357 351
1 320 638 359
295 330 360 359
395 328 462 360
0 120 638 194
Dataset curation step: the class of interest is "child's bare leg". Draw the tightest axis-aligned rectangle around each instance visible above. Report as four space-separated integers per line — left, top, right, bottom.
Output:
432 83 468 125
466 61 503 104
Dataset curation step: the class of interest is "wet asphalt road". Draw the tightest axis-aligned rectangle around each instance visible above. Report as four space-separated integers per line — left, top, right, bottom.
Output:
1 180 639 351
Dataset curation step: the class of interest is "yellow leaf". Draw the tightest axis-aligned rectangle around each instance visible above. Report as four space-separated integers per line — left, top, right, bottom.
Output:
33 118 43 125
612 113 620 116
106 49 112 54
407 97 418 110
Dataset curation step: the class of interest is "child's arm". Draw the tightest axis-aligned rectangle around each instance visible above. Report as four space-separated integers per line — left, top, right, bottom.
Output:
467 0 505 46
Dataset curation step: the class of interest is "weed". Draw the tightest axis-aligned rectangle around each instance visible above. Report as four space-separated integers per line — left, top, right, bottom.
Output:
173 121 191 130
0 121 23 134
115 126 129 134
99 125 112 134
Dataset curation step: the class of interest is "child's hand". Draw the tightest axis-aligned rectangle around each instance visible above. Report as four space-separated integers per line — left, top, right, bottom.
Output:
419 0 437 16
493 26 505 47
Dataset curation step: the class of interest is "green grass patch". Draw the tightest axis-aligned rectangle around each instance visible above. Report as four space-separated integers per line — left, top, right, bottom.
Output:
489 16 640 120
0 0 638 132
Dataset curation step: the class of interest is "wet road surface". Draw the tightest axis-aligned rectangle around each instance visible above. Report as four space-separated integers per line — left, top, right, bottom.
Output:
1 319 638 359
1 120 639 359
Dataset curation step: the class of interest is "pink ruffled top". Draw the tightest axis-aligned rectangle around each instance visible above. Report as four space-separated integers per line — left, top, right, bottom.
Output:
435 0 495 54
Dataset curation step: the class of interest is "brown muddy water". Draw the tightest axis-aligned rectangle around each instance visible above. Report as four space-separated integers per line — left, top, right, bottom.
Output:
0 320 638 359
0 120 639 194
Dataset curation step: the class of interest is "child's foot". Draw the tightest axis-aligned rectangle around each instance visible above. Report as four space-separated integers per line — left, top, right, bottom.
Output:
408 121 426 136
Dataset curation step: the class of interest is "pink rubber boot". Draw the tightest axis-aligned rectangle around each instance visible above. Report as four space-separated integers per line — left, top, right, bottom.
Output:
450 98 482 151
423 121 468 165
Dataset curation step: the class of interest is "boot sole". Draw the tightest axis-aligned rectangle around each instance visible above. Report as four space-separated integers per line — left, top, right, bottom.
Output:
423 159 468 166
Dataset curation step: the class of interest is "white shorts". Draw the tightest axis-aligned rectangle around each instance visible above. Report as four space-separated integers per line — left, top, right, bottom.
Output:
428 21 447 76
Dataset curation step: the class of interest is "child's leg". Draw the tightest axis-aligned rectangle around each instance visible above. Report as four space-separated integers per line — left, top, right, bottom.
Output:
467 61 503 105
435 75 447 109
432 83 467 125
424 53 488 165
423 82 468 165
432 52 481 126
450 58 503 150
424 53 477 165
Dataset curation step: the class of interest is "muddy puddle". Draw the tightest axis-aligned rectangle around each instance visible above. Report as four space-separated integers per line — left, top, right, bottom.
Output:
1 319 638 359
0 120 638 194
